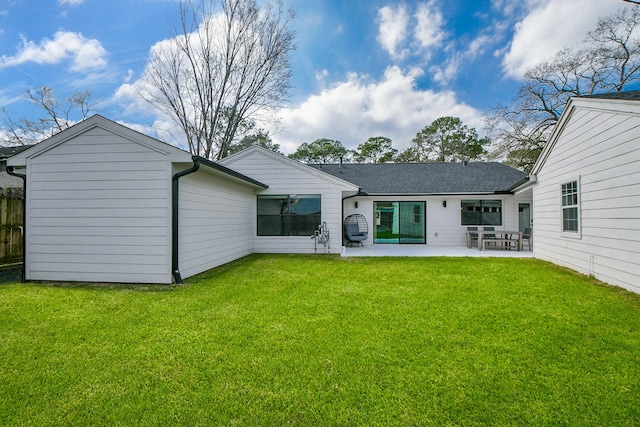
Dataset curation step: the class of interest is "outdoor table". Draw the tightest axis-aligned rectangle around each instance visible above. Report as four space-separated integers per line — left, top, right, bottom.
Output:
467 230 523 251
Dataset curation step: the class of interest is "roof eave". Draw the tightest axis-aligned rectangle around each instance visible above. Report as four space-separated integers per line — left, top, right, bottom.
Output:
192 155 268 189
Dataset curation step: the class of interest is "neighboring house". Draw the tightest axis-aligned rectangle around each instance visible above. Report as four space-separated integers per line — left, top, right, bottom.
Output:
8 114 532 284
0 170 23 193
530 91 640 294
1 146 32 262
0 145 32 191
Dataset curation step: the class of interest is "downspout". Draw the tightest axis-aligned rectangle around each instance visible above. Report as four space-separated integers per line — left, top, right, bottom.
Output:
171 157 201 284
6 166 26 283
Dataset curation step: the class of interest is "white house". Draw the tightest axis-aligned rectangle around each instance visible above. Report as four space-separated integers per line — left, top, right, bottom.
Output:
218 146 360 254
310 163 532 247
6 115 533 285
530 91 640 294
6 115 267 284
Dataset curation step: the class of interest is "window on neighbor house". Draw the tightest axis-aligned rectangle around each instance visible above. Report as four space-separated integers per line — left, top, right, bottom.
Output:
461 200 502 226
257 195 321 236
561 181 579 232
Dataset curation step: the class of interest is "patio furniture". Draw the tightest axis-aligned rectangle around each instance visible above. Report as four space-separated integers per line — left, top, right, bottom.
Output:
478 229 523 251
522 227 532 250
344 214 368 246
466 226 479 248
482 226 496 249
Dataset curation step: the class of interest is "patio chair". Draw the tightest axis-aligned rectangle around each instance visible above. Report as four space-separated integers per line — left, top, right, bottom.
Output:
522 227 532 250
467 226 479 248
344 214 368 246
482 226 497 249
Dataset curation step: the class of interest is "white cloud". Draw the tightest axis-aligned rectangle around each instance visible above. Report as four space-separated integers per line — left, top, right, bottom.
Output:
0 30 108 72
59 0 85 5
111 4 482 156
377 5 410 60
113 81 155 117
266 66 483 154
467 33 493 59
414 1 445 54
430 54 462 86
501 0 616 78
0 88 22 108
377 1 447 63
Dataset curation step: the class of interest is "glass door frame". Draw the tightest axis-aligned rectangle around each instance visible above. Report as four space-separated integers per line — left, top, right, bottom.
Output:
373 201 426 244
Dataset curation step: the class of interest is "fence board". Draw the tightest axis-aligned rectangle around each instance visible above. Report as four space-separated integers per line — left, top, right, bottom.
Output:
0 188 24 262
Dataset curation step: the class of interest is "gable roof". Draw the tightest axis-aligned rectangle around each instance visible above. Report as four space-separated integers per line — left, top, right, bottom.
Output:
220 145 360 191
309 162 527 195
7 114 191 166
531 90 640 176
5 115 268 190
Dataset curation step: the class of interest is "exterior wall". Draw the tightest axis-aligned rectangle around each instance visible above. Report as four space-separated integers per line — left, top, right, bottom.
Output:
24 127 174 283
343 194 528 246
177 168 257 279
220 149 358 254
534 105 640 293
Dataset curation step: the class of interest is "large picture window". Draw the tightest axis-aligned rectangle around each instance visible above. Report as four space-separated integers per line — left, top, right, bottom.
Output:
562 181 579 232
257 195 321 236
461 200 502 226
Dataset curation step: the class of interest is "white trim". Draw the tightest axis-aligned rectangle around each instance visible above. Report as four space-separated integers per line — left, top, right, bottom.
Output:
560 176 582 239
531 95 640 176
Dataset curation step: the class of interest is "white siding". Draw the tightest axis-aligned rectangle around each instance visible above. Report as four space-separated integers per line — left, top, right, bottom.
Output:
25 127 173 283
534 106 640 293
343 195 526 247
220 149 357 254
177 169 256 279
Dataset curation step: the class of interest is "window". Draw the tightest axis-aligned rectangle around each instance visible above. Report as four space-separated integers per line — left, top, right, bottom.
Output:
461 200 502 226
257 195 321 236
561 181 579 233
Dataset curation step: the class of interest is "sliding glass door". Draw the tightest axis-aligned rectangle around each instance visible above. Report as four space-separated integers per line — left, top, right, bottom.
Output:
373 201 426 244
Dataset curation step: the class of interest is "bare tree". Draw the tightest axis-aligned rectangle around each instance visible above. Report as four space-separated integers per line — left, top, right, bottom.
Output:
1 87 95 146
486 6 640 171
137 0 294 160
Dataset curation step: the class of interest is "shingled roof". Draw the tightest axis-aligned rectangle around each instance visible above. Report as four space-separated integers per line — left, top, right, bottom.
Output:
578 90 640 101
0 145 33 159
309 162 527 195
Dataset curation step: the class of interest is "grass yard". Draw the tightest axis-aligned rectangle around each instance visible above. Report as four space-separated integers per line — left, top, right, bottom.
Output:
1 255 639 426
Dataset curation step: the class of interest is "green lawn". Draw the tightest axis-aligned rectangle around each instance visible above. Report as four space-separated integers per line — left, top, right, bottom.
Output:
1 255 639 426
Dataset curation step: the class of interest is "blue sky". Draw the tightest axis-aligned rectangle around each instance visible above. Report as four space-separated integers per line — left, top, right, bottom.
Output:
0 0 630 154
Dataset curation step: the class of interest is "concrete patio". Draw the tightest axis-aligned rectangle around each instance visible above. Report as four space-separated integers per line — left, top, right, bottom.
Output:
341 245 534 258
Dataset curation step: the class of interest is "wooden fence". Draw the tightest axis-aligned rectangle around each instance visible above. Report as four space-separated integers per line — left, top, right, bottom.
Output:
0 188 23 263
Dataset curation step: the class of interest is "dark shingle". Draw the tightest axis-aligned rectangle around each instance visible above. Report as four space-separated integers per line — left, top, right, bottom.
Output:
578 90 640 101
310 162 527 194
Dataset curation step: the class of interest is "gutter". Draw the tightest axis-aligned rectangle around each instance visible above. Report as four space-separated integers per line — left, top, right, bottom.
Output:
170 155 266 284
171 156 201 284
5 165 26 283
